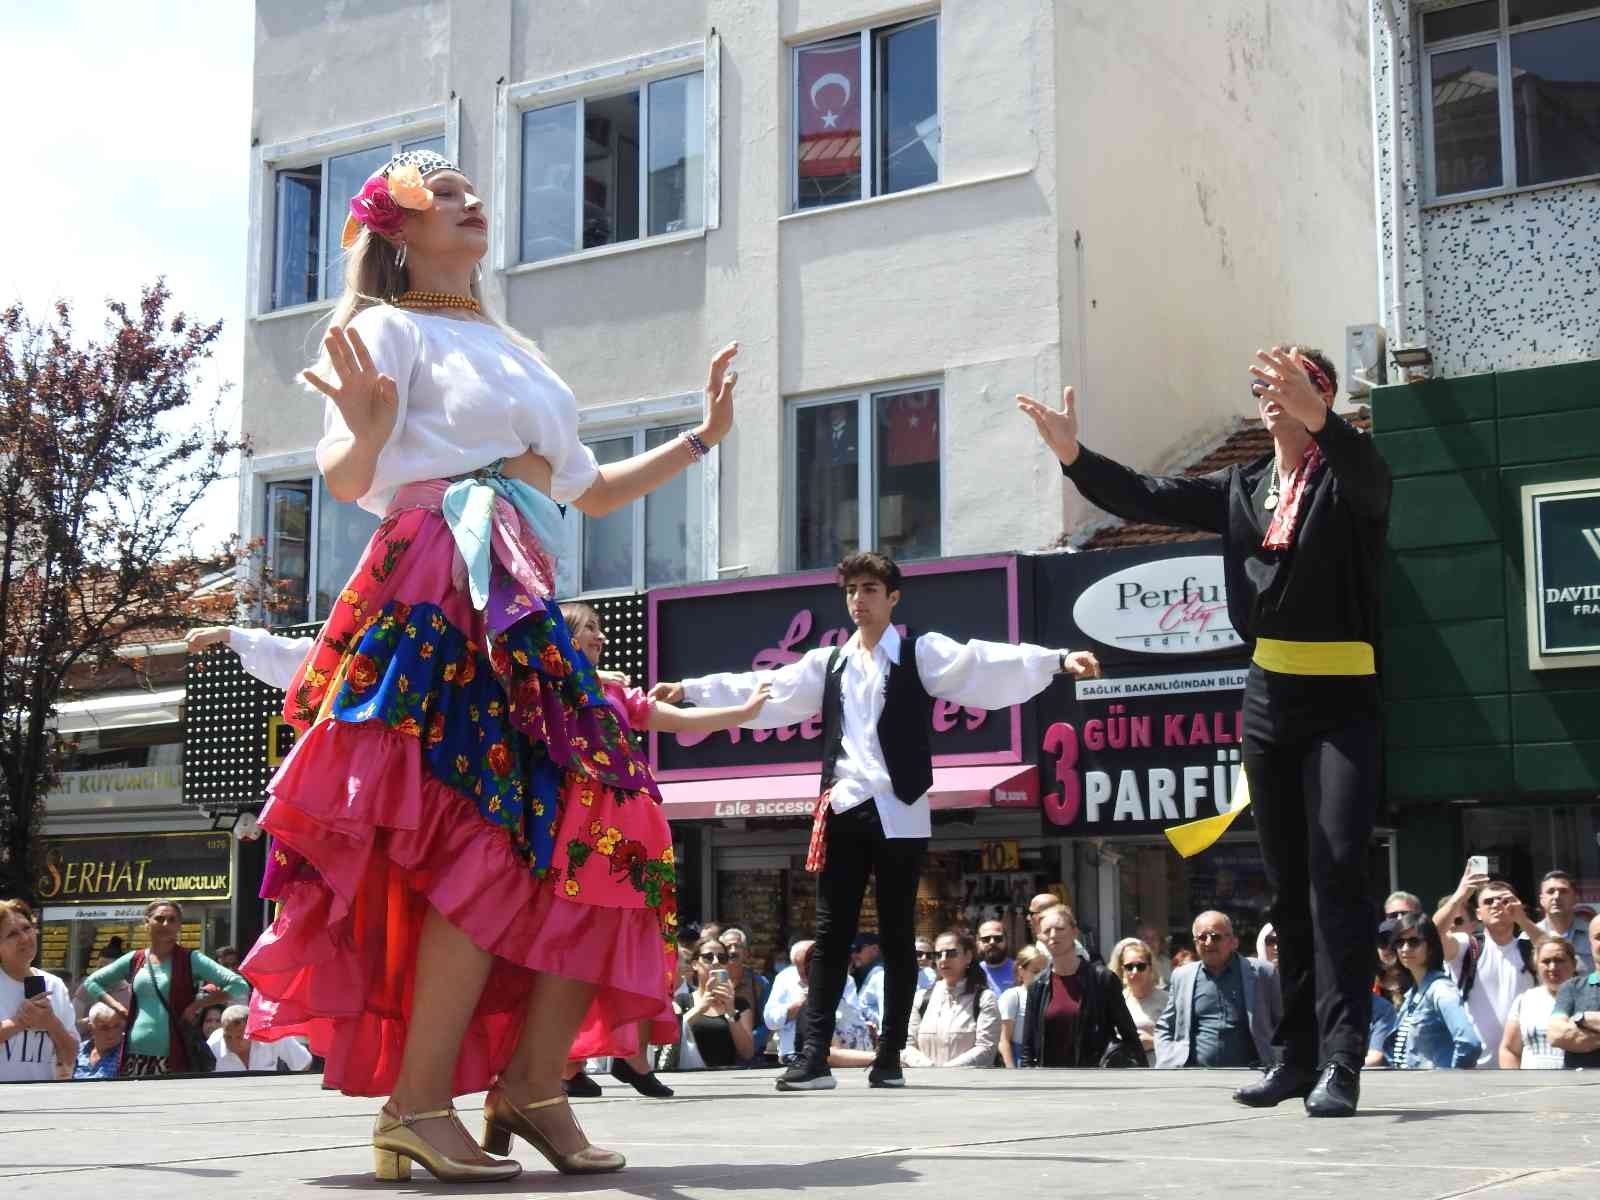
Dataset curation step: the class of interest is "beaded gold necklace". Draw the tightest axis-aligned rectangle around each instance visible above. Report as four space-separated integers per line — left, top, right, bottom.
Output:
394 289 481 314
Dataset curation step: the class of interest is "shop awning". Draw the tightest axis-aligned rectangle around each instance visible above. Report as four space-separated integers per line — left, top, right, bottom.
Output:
658 763 1038 822
50 687 185 734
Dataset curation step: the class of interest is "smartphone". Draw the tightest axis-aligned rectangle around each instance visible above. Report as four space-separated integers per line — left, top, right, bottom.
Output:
712 968 730 987
23 974 46 1000
1466 854 1489 878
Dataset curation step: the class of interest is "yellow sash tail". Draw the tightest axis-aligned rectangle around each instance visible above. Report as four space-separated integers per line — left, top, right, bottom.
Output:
1165 768 1251 858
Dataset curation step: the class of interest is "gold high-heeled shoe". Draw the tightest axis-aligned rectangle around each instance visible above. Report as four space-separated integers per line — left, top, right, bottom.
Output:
481 1089 625 1174
372 1105 523 1182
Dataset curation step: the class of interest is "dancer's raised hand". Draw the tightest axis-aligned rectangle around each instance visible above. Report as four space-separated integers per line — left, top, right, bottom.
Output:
1058 651 1102 680
303 326 398 447
1249 346 1328 433
698 342 739 448
1017 386 1081 466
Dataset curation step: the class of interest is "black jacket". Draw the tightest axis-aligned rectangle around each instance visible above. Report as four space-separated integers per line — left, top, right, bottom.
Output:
1019 958 1146 1068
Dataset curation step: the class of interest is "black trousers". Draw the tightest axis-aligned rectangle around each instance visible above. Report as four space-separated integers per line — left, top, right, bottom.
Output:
799 800 927 1065
1242 665 1380 1072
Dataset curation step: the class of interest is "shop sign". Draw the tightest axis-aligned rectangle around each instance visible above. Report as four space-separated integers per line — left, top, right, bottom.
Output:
45 764 182 810
980 840 1022 871
1522 479 1600 670
1070 554 1241 655
33 831 232 904
649 556 1023 779
1035 670 1249 838
41 904 147 922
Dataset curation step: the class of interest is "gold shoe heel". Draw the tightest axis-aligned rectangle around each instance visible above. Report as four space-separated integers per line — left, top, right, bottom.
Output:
483 1090 626 1175
481 1120 512 1157
373 1147 412 1181
372 1105 523 1183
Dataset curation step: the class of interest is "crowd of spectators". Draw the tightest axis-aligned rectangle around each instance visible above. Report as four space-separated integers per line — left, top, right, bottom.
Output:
7 862 1595 1086
0 898 315 1084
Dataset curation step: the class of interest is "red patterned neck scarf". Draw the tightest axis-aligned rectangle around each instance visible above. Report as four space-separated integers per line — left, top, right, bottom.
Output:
1262 440 1323 550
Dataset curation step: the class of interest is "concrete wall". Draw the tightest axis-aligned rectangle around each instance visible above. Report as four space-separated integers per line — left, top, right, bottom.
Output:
242 0 1377 578
1370 0 1600 379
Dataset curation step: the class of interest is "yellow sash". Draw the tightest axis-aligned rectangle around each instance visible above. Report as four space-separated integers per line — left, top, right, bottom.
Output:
1163 637 1375 858
1251 637 1375 676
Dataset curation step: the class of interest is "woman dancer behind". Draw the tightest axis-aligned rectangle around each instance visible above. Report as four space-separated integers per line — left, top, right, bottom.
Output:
557 602 769 1096
239 148 739 1183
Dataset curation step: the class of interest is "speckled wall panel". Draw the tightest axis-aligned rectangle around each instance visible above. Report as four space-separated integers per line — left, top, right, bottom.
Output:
1421 184 1600 378
1370 2 1600 378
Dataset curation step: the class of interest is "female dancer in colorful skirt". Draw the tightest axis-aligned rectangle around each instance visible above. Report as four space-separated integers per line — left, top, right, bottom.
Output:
556 601 770 1099
239 148 739 1183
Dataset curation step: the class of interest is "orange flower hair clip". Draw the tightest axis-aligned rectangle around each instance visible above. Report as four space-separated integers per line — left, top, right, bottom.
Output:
340 148 458 249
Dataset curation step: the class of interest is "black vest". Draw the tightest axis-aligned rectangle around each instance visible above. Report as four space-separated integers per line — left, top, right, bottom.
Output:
819 631 934 805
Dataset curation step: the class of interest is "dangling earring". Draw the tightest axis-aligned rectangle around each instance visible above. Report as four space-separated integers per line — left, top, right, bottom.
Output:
472 263 482 285
395 242 408 270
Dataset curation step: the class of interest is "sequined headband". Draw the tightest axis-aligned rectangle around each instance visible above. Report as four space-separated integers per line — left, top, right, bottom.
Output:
340 149 462 249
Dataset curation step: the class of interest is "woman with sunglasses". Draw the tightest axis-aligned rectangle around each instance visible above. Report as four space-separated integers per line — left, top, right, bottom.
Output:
1499 938 1576 1069
1389 914 1481 1070
676 937 755 1069
1108 937 1169 1067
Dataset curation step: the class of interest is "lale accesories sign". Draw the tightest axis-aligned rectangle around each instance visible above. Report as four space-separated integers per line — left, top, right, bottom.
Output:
1521 479 1600 671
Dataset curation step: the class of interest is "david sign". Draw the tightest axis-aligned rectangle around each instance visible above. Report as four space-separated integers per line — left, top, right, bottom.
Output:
1522 479 1600 670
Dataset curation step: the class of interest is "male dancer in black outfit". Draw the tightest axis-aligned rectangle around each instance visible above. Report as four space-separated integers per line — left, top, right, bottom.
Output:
1019 346 1391 1116
653 553 1100 1091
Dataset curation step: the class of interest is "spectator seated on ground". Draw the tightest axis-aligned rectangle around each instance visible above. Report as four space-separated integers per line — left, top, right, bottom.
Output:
1021 904 1144 1068
720 927 771 1061
1435 866 1545 1069
208 1005 314 1073
897 930 1000 1068
762 939 870 1065
1109 937 1169 1067
1501 937 1577 1069
1390 913 1482 1070
1153 911 1280 1070
676 937 756 1069
74 1002 127 1080
998 945 1048 1068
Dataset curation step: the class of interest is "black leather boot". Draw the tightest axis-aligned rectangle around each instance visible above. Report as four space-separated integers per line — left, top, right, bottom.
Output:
1231 1063 1318 1108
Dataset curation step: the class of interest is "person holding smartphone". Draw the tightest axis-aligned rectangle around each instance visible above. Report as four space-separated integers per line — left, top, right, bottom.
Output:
0 900 77 1082
677 937 755 1069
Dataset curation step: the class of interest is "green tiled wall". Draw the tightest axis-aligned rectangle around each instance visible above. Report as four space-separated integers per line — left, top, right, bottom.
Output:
1373 359 1600 806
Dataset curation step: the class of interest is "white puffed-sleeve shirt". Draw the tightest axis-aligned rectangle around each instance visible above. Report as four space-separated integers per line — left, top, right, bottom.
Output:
316 305 600 515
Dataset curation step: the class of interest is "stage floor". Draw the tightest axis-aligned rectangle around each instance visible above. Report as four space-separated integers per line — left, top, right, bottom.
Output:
3 1066 1596 1198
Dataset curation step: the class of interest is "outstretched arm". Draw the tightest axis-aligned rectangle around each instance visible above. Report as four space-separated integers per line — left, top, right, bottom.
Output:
1017 386 1230 534
914 632 1098 711
643 684 772 734
652 647 830 730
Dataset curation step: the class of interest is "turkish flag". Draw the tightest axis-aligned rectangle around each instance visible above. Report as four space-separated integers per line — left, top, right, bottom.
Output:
797 42 861 181
882 390 940 467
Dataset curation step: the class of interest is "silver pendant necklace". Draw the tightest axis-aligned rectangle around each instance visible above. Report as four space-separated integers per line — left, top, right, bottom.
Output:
1264 460 1281 511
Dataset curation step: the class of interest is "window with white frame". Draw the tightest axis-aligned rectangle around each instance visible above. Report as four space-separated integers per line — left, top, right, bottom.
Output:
262 477 381 626
1423 1 1600 200
517 66 707 265
793 14 940 211
554 422 709 595
270 133 448 310
789 383 942 570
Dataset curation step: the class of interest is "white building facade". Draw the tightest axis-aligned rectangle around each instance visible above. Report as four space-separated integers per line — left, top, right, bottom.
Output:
240 0 1380 616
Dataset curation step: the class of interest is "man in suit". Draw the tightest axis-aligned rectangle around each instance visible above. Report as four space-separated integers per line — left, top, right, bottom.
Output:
1154 911 1281 1069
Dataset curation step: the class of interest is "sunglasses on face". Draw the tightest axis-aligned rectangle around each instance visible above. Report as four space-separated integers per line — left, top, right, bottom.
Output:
1194 932 1229 944
1264 936 1278 946
699 951 729 963
915 951 934 961
978 935 1005 944
1384 910 1410 920
1480 895 1514 909
934 948 963 960
1392 936 1426 950
1123 961 1151 974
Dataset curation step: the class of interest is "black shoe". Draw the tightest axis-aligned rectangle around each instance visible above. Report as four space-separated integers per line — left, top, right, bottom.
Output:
775 1060 835 1092
611 1057 675 1098
867 1058 905 1089
1232 1063 1318 1108
563 1071 602 1098
1305 1063 1360 1117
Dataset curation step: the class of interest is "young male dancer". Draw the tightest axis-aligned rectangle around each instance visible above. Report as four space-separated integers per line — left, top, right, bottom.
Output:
1019 346 1391 1117
652 552 1100 1091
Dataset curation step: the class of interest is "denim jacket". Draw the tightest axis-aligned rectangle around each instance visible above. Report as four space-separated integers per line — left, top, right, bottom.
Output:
1396 970 1481 1069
